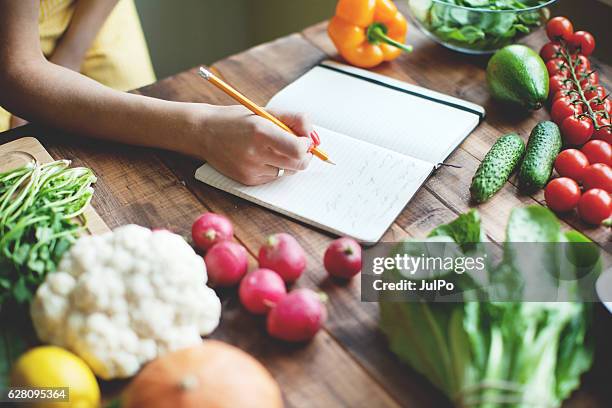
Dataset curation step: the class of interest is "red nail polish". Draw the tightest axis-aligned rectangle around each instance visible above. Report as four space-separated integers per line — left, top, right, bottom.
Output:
310 130 321 146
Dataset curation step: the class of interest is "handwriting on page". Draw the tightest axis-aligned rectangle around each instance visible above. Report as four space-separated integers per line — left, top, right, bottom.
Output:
195 127 433 241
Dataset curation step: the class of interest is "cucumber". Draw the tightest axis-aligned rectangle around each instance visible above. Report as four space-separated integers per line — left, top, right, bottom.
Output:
470 133 525 203
518 121 562 192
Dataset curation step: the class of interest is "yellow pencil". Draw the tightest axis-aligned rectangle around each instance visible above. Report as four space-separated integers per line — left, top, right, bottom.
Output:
198 67 335 165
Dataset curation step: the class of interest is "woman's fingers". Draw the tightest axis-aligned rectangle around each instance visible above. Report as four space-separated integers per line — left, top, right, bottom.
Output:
263 143 313 172
267 109 315 137
253 117 313 164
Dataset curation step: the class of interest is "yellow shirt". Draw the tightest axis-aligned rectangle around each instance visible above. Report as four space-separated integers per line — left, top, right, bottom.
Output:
0 0 156 131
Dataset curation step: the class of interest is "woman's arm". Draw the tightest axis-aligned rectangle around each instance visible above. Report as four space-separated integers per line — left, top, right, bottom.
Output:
0 0 312 186
49 0 120 71
10 0 119 127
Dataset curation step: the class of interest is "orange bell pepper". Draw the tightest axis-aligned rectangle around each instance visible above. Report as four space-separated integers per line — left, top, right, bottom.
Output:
328 0 412 69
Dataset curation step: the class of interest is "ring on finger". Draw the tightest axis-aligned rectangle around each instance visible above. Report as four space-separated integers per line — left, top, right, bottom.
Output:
276 168 285 178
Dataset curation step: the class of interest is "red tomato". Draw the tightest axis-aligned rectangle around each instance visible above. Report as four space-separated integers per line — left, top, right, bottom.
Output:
582 163 612 192
577 189 611 224
546 17 574 42
593 117 612 144
579 71 599 88
590 98 612 115
540 42 562 61
581 140 612 166
552 89 578 102
554 149 590 181
584 85 606 101
569 31 596 56
549 75 573 96
561 116 594 145
573 54 591 74
551 98 583 124
545 178 581 212
546 58 569 77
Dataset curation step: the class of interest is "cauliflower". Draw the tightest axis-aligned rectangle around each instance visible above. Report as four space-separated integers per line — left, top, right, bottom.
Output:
30 225 222 380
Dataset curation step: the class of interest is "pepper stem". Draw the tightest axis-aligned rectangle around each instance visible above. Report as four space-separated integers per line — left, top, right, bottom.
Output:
367 23 413 54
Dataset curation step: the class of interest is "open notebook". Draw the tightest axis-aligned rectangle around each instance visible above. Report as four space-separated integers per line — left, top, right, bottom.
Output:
196 61 485 242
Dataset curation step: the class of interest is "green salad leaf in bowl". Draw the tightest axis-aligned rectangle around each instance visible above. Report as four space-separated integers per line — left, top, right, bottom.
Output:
408 0 557 54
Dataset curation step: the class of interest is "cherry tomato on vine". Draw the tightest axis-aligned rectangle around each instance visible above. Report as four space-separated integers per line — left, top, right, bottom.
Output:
582 163 612 192
584 85 606 101
572 54 591 74
569 31 596 56
579 71 599 88
550 75 573 96
577 189 611 225
590 98 612 115
561 116 594 145
546 17 574 42
593 117 612 144
545 178 581 212
581 140 612 166
552 89 578 102
546 58 569 77
551 98 583 124
540 42 562 61
554 149 590 181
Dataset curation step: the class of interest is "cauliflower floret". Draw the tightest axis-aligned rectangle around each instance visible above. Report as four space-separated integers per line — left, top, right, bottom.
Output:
30 225 222 380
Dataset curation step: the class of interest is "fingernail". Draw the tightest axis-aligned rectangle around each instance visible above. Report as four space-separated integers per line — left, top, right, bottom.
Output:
309 131 321 146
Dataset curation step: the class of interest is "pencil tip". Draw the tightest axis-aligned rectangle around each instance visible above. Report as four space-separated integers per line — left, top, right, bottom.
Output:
326 159 337 165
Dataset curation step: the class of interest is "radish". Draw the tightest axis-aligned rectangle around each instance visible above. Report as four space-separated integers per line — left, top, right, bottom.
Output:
239 268 287 315
266 289 326 342
204 241 248 287
258 233 306 283
192 213 234 252
323 237 362 279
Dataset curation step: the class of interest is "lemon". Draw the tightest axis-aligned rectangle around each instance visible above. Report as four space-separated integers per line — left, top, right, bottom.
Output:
10 346 100 408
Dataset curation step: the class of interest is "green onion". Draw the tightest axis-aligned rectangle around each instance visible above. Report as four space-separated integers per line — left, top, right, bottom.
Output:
0 160 96 305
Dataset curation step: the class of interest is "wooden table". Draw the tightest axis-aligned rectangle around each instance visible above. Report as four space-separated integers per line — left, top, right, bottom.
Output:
2 8 611 408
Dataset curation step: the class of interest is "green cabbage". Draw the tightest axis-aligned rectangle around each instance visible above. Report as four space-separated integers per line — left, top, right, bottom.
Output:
380 207 597 407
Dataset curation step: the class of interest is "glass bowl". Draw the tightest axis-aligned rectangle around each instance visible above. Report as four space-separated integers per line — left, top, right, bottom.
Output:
407 0 557 54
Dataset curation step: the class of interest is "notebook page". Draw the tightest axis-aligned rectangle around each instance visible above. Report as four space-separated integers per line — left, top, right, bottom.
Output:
195 127 433 242
267 63 483 164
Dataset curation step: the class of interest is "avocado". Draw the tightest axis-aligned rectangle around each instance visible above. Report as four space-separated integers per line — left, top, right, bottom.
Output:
470 133 525 203
486 45 549 111
519 121 562 192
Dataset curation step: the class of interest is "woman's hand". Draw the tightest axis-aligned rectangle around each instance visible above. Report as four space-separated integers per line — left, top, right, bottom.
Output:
193 105 314 186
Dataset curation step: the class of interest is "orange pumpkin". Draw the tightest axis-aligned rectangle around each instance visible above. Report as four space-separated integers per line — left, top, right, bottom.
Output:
122 341 283 408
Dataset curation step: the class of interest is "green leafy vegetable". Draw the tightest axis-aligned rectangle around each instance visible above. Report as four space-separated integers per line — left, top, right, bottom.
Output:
412 0 550 52
380 206 598 407
0 160 96 305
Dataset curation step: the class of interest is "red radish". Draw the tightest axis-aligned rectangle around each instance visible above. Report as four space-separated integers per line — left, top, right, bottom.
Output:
267 289 326 342
192 213 234 252
204 241 248 287
239 269 287 315
258 233 306 283
324 237 362 279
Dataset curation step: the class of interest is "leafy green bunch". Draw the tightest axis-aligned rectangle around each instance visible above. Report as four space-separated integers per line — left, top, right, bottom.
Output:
380 207 599 407
419 0 549 51
0 160 96 304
